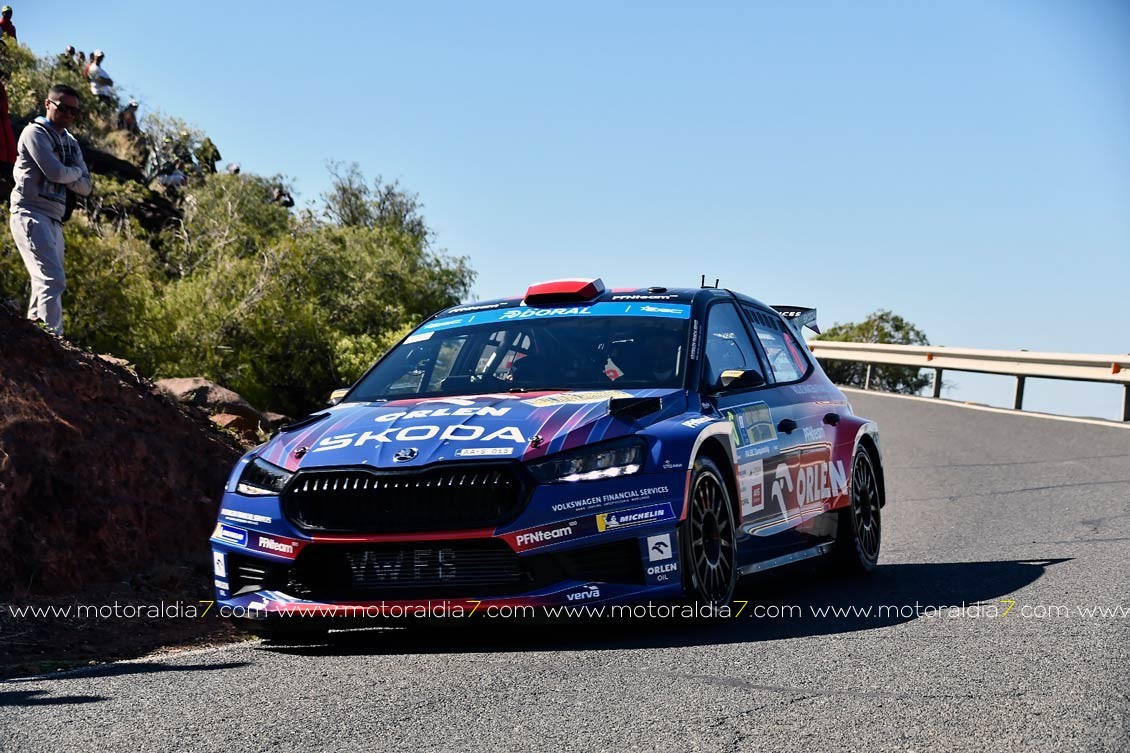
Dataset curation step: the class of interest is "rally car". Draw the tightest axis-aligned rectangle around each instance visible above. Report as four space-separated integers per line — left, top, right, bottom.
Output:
212 278 885 635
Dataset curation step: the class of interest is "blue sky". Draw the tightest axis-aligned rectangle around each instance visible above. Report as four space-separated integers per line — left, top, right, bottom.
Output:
21 1 1130 419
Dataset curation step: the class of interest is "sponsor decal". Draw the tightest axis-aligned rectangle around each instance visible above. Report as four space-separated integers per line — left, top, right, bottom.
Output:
213 552 227 578
596 503 676 532
521 390 631 408
501 306 593 320
550 485 671 514
514 521 579 550
689 319 700 360
725 402 777 448
646 562 679 577
802 426 826 443
214 523 247 546
791 384 831 396
404 331 434 344
638 305 683 315
313 425 526 452
647 533 673 562
252 534 304 559
661 460 684 470
610 293 682 301
444 302 510 314
220 508 272 525
214 579 230 590
247 598 269 612
738 459 765 516
682 415 715 429
565 585 601 602
375 406 512 422
771 460 847 510
422 317 465 330
456 447 515 457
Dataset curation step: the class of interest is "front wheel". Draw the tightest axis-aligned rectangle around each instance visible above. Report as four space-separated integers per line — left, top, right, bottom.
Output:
833 446 882 573
679 456 738 610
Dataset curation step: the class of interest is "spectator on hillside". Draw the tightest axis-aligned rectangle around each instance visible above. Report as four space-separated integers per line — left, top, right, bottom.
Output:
117 99 140 134
76 50 86 70
272 187 294 208
225 163 240 175
87 50 115 102
81 52 91 77
0 6 16 42
59 46 78 70
9 84 93 336
195 136 220 174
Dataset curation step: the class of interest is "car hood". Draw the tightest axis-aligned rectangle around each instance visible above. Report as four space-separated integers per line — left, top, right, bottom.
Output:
256 389 687 471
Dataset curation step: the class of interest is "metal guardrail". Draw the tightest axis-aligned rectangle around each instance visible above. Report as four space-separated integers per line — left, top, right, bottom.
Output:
808 341 1130 422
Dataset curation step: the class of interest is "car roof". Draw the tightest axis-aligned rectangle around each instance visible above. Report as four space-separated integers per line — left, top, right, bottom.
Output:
436 285 774 319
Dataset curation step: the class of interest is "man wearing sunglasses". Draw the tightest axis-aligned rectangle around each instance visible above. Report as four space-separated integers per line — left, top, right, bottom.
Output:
8 84 92 336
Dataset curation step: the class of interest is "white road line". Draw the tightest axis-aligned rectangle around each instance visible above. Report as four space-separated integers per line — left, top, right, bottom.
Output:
841 387 1130 430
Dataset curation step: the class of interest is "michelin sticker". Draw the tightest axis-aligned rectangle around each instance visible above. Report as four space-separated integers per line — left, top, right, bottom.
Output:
596 503 675 532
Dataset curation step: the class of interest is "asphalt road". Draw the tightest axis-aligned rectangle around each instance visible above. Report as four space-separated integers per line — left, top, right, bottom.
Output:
3 391 1129 752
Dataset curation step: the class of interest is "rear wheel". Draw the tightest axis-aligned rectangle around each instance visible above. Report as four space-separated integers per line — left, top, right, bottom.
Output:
680 456 738 610
834 446 882 573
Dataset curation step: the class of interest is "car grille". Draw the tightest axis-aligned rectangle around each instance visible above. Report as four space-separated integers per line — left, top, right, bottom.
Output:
284 538 646 601
281 464 527 533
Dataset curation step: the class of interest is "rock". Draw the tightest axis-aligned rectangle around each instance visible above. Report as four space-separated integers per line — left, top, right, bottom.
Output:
155 378 265 424
264 411 293 429
97 354 131 368
210 413 262 443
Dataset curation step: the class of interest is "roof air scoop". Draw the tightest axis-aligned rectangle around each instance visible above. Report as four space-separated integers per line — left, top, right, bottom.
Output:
524 278 605 305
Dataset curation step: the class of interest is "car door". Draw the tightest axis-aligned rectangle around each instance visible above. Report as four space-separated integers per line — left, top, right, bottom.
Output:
741 304 840 543
699 301 790 544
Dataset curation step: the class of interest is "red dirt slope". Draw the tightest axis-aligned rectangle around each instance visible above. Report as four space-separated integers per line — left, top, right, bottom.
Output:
0 307 242 597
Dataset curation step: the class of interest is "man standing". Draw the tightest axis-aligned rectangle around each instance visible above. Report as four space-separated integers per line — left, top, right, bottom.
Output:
9 85 92 335
0 6 16 42
86 49 114 102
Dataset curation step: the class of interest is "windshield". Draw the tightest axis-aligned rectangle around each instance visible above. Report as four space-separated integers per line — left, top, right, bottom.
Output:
348 306 691 400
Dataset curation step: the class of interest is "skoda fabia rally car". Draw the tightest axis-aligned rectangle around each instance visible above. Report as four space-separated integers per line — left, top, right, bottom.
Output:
212 278 885 635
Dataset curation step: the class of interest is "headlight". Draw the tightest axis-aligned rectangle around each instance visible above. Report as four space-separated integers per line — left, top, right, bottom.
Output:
236 457 293 496
527 438 646 484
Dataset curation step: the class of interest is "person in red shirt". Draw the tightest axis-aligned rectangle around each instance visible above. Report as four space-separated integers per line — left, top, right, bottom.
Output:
0 6 16 42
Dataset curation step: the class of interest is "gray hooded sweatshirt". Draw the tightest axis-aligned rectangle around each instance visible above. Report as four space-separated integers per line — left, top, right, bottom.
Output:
10 116 93 222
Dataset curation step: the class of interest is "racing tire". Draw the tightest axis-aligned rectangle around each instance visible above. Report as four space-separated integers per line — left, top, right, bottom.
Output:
833 446 882 574
679 456 738 612
231 617 330 644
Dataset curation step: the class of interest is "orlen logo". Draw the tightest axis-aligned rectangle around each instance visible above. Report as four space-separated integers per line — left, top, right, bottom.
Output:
565 585 601 602
771 460 848 509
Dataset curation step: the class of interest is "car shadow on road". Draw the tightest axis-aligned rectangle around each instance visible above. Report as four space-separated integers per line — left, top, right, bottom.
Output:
0 661 250 707
261 557 1071 658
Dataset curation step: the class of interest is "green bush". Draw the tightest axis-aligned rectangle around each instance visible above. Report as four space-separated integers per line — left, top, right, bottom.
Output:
815 310 933 394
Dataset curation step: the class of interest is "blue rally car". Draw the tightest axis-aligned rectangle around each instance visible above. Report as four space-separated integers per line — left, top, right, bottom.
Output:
212 278 885 634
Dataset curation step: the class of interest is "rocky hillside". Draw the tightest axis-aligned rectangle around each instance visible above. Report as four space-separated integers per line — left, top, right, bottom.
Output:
0 306 242 598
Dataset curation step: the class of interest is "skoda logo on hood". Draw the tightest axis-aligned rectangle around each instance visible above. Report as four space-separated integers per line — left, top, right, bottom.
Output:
393 447 419 463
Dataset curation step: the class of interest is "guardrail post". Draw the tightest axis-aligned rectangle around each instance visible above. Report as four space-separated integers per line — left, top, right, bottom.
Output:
864 364 872 391
1014 376 1026 411
932 368 942 399
1123 385 1129 422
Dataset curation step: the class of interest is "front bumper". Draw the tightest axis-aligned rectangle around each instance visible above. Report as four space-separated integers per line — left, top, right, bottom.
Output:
210 471 688 620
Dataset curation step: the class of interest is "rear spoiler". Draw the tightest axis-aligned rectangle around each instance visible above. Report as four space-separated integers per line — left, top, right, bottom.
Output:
772 306 820 336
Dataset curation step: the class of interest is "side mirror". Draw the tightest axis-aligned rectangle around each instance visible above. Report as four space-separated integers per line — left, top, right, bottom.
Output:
327 388 349 406
714 368 766 392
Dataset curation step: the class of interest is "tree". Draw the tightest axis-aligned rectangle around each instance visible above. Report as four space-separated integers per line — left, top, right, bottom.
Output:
814 310 933 394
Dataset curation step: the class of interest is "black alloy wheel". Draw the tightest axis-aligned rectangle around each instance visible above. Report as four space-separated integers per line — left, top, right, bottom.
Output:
681 456 738 609
835 446 882 573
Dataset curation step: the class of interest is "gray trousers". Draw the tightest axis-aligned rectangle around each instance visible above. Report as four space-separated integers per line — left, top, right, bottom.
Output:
10 209 66 335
